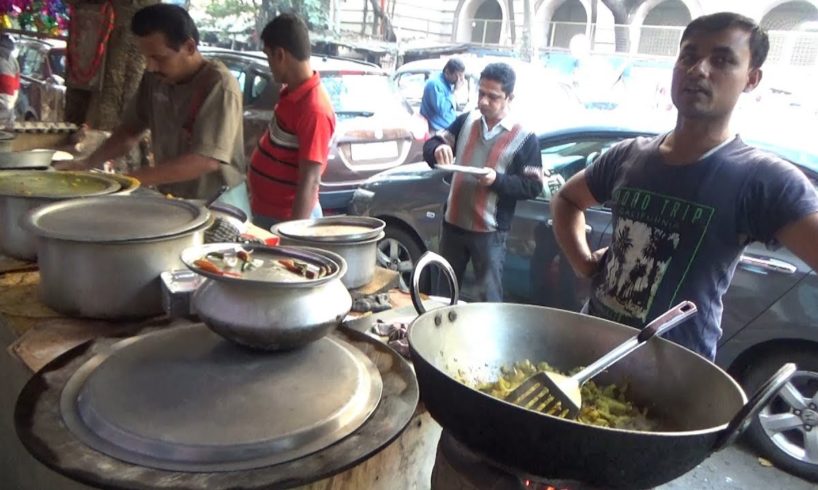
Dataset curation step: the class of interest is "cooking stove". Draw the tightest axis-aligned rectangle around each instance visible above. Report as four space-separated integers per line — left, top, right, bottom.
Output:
431 431 609 490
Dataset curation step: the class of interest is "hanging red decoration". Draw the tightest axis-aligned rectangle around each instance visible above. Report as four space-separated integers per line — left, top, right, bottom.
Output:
66 0 115 86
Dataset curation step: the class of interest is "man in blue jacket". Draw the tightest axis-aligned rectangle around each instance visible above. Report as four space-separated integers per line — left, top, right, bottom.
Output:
420 58 465 132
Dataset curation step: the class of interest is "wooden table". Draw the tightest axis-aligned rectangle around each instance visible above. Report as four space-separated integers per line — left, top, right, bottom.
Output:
0 265 442 490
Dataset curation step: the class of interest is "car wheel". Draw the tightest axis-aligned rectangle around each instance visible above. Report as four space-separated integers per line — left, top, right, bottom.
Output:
742 348 818 482
376 225 424 292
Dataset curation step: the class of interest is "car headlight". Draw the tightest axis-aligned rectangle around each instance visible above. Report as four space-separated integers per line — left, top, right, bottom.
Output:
349 188 375 216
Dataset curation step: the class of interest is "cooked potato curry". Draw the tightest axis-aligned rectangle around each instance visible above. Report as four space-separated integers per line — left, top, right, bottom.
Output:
464 360 657 431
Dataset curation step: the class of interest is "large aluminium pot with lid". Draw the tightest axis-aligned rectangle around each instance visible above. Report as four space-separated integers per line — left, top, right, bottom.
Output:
272 216 385 289
182 243 352 350
0 171 121 260
22 196 211 319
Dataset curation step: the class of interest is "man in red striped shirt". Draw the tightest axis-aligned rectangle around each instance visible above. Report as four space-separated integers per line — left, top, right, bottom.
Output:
249 14 336 229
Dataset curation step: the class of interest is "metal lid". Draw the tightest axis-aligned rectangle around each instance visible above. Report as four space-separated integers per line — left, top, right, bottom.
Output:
60 324 383 472
275 216 386 243
24 196 211 242
0 170 120 198
182 243 346 286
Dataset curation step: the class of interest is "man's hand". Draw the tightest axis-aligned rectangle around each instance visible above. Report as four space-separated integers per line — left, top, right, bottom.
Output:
434 144 454 166
455 72 465 90
478 168 496 186
575 247 608 279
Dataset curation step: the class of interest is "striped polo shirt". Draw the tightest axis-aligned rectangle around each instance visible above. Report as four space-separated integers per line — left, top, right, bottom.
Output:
248 72 336 220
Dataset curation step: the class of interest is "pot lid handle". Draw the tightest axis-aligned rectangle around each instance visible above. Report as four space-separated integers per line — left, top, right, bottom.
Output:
714 362 797 451
410 251 459 315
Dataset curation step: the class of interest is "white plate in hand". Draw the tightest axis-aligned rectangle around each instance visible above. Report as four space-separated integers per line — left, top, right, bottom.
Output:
436 164 490 176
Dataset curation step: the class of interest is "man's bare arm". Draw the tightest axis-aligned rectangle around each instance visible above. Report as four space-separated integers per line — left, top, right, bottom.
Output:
291 161 322 219
775 212 818 272
56 125 144 171
127 153 220 187
551 169 604 278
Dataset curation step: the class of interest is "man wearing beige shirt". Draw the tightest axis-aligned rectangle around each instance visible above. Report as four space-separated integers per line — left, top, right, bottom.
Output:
60 4 244 199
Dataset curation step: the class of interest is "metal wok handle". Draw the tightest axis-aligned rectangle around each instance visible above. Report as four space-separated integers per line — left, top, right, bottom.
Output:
410 251 459 314
714 362 797 451
574 301 697 385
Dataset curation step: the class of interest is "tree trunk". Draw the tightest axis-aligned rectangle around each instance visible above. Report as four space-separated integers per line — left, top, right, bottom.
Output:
65 0 159 130
367 0 396 42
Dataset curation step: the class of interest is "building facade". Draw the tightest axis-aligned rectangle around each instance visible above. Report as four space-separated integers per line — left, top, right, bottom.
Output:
338 0 818 66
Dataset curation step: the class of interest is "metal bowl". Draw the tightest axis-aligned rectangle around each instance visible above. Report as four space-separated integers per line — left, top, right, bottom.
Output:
274 216 386 243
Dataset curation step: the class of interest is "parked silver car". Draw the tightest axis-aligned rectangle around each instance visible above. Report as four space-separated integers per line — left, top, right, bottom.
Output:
349 124 818 483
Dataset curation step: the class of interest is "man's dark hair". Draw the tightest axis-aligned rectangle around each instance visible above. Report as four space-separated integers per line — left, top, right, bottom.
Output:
131 4 199 50
261 14 311 61
444 58 465 74
480 62 516 96
681 12 770 69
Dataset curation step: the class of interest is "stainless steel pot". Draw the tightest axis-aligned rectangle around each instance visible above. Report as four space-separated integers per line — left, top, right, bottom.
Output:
273 224 383 289
23 196 211 319
407 252 795 489
0 171 122 260
183 244 352 351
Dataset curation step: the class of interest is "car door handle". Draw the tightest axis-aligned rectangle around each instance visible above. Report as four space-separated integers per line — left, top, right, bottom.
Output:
546 219 592 234
739 255 797 274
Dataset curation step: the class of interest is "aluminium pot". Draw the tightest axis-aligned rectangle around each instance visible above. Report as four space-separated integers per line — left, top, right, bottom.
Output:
0 171 122 260
406 251 795 489
182 244 352 351
272 222 383 289
23 196 210 319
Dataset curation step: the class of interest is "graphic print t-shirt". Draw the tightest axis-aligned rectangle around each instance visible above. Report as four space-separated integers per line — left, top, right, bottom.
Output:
585 135 818 360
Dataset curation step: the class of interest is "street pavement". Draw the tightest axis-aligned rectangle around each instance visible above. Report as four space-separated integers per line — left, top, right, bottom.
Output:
660 442 815 489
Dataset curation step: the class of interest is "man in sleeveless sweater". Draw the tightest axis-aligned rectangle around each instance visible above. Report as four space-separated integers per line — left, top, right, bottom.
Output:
551 12 818 360
423 63 543 302
60 4 245 200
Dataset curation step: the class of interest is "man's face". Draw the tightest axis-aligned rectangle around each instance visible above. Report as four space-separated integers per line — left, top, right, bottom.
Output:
671 27 762 120
444 69 464 86
477 78 511 121
136 32 195 84
264 46 286 84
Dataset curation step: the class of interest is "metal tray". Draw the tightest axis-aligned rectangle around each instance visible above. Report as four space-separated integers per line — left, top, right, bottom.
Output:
436 164 491 176
15 325 419 489
59 324 383 472
274 216 386 243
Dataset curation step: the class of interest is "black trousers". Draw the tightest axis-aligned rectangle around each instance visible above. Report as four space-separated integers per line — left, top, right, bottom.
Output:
437 221 508 302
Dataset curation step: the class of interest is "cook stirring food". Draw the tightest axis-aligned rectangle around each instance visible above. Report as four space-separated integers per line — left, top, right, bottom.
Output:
57 4 245 200
551 12 818 361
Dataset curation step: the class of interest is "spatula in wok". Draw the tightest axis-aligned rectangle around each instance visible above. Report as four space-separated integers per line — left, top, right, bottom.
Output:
505 301 697 418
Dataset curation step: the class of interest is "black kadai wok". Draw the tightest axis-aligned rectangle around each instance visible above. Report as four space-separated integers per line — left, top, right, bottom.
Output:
406 252 795 489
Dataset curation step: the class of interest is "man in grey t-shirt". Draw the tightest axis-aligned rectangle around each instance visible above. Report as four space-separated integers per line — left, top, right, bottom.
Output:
59 4 244 200
551 12 818 360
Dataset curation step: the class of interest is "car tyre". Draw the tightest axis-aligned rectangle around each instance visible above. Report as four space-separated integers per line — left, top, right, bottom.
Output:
742 348 818 482
376 225 425 292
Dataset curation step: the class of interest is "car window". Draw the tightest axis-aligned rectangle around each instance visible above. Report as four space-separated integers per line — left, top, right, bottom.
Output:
19 46 44 78
321 73 411 117
394 72 427 101
250 72 269 101
49 51 66 78
538 137 626 201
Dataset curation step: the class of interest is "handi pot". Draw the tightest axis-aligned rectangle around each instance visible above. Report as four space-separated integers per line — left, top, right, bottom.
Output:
406 251 797 489
183 244 352 351
23 196 211 319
